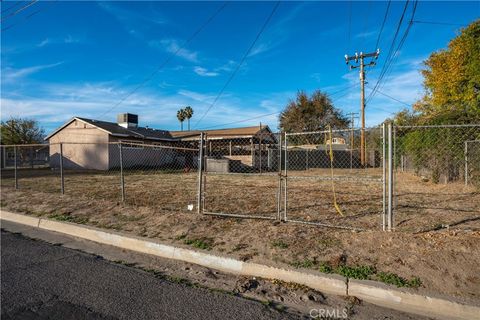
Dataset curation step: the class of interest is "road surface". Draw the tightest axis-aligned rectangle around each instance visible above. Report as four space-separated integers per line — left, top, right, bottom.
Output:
1 229 296 320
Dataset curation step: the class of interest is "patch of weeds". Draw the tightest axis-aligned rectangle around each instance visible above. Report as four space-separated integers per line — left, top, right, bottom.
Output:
167 275 193 286
113 260 137 268
318 262 333 274
290 259 316 269
377 272 422 288
271 240 289 249
49 213 89 225
335 265 376 280
184 238 213 250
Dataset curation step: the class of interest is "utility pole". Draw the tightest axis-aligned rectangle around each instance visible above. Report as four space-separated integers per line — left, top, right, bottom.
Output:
345 49 380 167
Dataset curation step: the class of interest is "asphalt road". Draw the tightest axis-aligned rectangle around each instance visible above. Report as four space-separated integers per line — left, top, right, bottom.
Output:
1 230 296 320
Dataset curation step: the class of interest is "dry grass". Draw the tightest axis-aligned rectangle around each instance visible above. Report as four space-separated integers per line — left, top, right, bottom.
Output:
1 167 480 301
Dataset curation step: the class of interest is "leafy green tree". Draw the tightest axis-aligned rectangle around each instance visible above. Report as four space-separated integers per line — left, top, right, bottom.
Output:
414 19 480 123
0 117 45 145
279 90 349 134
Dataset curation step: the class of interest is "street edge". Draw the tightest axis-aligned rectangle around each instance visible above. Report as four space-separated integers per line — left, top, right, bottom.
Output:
1 210 478 320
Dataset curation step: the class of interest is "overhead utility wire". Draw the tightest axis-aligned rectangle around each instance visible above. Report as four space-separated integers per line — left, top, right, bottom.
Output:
199 84 359 130
1 1 22 14
374 0 391 50
193 1 281 128
97 2 228 118
0 0 37 22
371 0 418 101
365 0 411 104
412 20 466 27
1 0 57 32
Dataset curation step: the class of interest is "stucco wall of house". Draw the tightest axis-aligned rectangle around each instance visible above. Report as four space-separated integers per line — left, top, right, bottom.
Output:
49 120 110 170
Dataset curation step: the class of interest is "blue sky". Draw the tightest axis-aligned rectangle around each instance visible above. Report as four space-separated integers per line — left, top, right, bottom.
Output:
1 1 479 134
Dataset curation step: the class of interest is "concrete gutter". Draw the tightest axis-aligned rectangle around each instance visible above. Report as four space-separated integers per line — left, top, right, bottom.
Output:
1 210 479 319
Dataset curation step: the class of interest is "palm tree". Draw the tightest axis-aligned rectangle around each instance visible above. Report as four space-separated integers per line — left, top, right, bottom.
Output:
177 109 186 131
184 106 194 131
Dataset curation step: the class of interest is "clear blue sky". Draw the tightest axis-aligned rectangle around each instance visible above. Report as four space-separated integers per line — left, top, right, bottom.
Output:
1 1 479 134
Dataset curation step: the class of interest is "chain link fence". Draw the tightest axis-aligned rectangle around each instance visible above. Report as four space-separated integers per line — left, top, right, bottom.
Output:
1 123 479 232
201 131 282 219
393 124 480 231
284 127 385 230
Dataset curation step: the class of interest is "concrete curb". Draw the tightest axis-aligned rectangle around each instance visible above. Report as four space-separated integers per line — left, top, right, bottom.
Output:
348 280 480 320
1 210 479 319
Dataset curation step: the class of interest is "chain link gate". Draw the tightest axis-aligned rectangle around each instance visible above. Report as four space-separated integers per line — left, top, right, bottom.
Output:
282 126 387 230
199 130 283 220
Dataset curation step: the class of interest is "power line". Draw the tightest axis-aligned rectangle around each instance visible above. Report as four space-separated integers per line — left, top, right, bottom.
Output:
412 20 467 27
198 111 280 130
198 84 360 130
374 0 391 50
346 0 352 53
1 0 57 32
193 1 281 128
1 1 22 14
365 0 411 103
366 85 411 107
97 2 228 118
0 0 37 22
373 0 418 99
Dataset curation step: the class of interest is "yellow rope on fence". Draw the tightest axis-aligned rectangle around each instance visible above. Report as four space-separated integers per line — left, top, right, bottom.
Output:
325 125 344 216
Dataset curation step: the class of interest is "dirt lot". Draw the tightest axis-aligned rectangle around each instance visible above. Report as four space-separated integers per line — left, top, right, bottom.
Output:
1 168 479 304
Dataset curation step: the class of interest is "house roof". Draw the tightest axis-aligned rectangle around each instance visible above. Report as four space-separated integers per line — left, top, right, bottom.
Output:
169 125 272 140
45 117 174 141
45 118 274 142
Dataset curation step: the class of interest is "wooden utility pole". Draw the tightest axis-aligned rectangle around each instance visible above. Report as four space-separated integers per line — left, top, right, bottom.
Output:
345 50 380 167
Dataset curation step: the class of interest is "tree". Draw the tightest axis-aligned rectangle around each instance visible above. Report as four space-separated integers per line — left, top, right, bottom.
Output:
279 90 349 133
184 106 194 131
0 117 45 145
414 19 480 123
177 109 186 131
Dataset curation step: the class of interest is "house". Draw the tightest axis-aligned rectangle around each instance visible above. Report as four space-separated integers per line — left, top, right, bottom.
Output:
45 113 277 171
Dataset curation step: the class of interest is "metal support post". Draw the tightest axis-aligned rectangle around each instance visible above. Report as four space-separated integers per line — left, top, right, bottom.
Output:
197 133 205 214
387 123 393 231
119 142 125 202
14 146 18 190
382 123 386 231
60 143 64 195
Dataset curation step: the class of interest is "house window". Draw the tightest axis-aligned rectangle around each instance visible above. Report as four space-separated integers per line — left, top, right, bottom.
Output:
120 140 144 149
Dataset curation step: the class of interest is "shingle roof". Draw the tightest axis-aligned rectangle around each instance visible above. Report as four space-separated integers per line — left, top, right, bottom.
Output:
45 118 273 142
78 118 173 140
170 125 271 139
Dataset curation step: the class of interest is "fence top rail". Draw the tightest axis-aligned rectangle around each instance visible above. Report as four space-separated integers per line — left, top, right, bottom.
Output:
395 124 480 129
285 127 381 137
118 141 199 151
1 143 49 148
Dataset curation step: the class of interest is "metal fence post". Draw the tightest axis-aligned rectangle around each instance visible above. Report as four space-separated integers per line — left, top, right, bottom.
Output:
60 143 64 194
197 132 205 214
277 133 282 221
382 123 386 231
283 132 288 222
465 141 468 186
119 142 125 202
387 123 393 231
14 146 18 190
